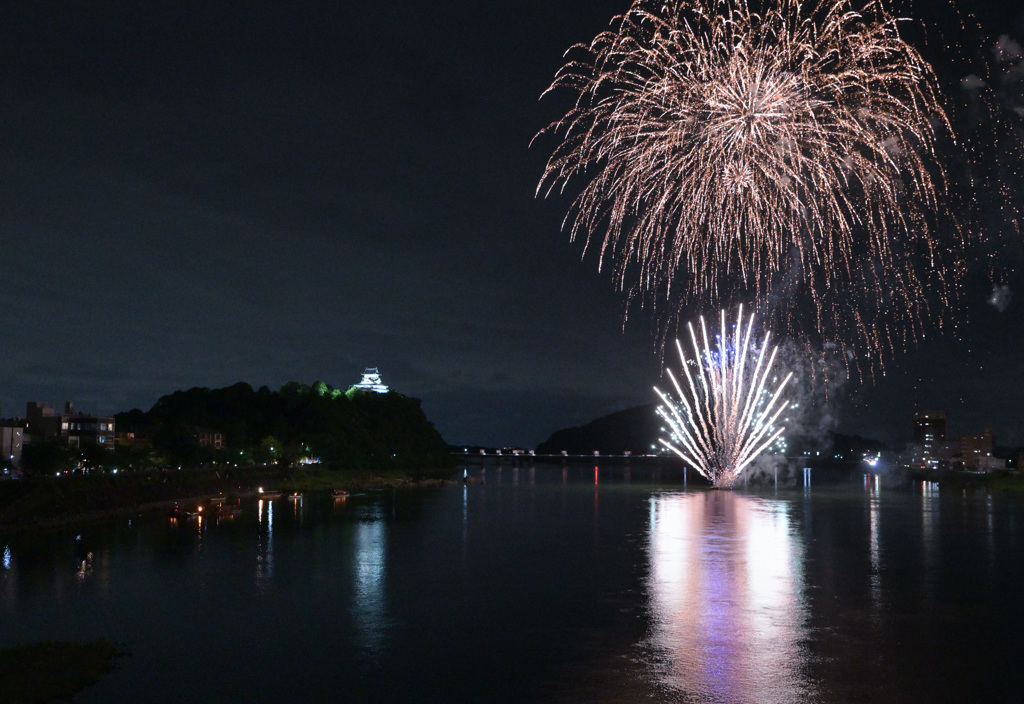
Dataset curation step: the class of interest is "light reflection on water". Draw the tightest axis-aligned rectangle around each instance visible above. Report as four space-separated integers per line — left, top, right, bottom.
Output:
867 474 881 610
645 491 812 703
353 505 389 659
0 544 11 611
920 480 939 591
255 498 273 591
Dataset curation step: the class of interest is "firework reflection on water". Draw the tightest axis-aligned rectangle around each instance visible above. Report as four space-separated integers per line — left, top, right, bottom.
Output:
644 491 811 703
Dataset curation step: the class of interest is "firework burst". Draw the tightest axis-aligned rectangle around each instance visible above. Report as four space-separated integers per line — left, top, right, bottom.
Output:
537 0 957 367
655 307 792 487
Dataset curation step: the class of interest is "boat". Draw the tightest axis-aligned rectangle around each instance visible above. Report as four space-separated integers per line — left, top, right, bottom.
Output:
208 494 226 505
256 488 281 499
331 489 350 498
287 492 303 500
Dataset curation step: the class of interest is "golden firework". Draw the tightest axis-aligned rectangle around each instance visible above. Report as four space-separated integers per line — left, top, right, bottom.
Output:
537 0 957 367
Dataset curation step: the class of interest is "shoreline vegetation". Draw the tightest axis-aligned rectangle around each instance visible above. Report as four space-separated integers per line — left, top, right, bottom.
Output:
3 379 458 535
910 468 1024 493
0 464 456 535
0 640 124 704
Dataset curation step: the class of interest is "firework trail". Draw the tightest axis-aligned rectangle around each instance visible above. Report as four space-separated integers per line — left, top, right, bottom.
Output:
955 30 1024 302
655 307 792 487
537 0 957 368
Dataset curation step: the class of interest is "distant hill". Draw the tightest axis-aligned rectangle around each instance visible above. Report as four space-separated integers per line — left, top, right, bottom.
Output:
827 432 888 459
535 404 662 455
536 405 889 458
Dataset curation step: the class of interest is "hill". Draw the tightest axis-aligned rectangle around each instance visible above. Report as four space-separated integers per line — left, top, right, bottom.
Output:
535 404 662 455
536 405 889 459
113 381 453 471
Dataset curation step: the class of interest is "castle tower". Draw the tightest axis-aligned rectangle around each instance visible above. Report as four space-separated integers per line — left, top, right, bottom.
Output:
352 368 389 394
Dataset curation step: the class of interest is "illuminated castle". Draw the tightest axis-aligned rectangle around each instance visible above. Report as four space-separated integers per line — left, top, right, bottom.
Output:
352 367 389 394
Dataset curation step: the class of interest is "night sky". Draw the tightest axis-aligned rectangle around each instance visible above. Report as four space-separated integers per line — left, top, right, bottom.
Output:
1 0 1021 450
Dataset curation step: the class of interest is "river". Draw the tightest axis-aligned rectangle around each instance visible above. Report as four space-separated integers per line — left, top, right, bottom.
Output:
2 465 1022 703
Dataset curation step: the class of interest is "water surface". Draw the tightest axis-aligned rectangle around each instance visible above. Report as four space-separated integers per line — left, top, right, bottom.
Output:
1 467 1022 703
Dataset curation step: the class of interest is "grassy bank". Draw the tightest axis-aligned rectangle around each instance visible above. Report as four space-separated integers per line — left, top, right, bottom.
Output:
0 464 456 535
0 640 123 704
984 473 1024 493
907 468 1024 493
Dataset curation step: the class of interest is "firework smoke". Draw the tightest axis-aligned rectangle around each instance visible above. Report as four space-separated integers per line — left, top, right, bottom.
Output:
655 307 792 487
989 284 1013 312
537 0 956 368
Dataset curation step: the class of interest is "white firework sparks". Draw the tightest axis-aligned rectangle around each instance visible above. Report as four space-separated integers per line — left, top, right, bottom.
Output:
655 307 792 487
537 0 958 369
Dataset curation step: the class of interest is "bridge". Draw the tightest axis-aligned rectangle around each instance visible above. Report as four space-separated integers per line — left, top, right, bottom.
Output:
452 448 677 467
451 449 863 488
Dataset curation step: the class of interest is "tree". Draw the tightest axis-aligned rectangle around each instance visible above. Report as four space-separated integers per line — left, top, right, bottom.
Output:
21 442 75 477
257 436 282 465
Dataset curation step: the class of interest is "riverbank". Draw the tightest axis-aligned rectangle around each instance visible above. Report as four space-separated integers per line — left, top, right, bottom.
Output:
906 467 1024 492
980 473 1024 493
0 640 123 704
0 464 456 535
